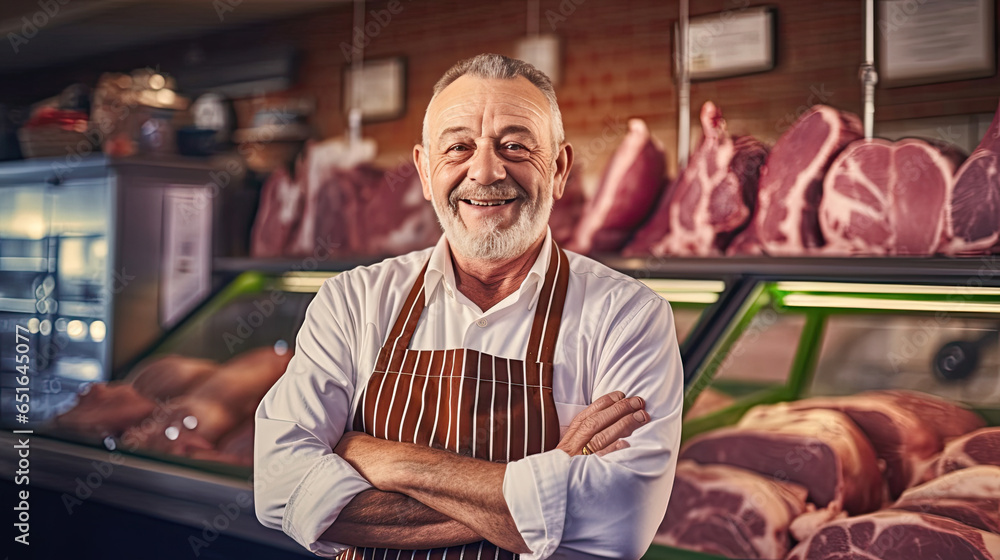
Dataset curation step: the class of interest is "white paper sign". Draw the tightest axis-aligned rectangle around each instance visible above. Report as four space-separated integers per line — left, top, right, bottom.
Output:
160 187 211 328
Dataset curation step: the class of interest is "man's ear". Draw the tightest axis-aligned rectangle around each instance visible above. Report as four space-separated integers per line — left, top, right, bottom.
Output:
551 142 574 201
414 144 432 201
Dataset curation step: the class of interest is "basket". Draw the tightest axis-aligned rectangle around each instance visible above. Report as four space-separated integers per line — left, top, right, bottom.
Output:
17 125 94 159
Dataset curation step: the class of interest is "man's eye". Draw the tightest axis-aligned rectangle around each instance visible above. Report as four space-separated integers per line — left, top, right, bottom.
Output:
504 143 524 151
448 145 469 152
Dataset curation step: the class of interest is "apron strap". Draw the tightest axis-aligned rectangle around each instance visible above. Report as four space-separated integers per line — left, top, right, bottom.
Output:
525 241 570 364
383 260 430 349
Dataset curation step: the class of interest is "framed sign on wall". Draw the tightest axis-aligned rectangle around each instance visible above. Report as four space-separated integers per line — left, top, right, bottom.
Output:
675 6 778 81
878 0 996 87
342 57 407 122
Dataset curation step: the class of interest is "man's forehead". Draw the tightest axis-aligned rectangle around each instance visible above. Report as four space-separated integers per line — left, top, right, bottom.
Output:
428 75 552 135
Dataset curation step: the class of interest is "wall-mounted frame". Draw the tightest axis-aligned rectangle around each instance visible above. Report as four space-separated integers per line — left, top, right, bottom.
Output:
342 57 407 122
878 0 996 88
675 6 778 81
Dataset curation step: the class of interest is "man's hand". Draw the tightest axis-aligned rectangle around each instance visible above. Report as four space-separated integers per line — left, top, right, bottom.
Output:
557 391 648 457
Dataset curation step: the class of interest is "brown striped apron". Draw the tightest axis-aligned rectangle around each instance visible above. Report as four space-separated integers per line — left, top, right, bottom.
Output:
340 241 569 560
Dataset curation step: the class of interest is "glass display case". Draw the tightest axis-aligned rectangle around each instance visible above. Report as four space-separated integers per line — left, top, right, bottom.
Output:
0 155 214 427
642 260 1000 560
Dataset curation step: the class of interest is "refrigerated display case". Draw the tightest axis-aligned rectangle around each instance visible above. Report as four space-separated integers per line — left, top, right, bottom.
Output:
622 257 1000 560
0 155 215 428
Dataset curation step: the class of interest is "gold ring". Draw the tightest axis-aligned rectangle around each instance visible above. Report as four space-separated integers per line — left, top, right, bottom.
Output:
581 444 593 455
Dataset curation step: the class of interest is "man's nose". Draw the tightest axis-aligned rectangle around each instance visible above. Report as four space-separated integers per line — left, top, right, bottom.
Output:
466 145 507 185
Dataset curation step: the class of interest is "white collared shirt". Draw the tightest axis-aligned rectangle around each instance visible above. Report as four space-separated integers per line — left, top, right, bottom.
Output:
254 228 684 559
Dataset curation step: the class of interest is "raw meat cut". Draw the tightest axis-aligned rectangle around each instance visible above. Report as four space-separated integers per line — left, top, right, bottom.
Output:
754 105 863 255
776 390 980 498
288 142 355 257
786 510 1000 560
250 167 303 258
125 354 217 400
567 119 667 255
620 178 675 257
820 138 965 255
875 390 984 442
121 347 291 457
648 101 768 256
946 100 1000 254
353 162 441 257
680 406 883 516
549 170 586 246
893 466 1000 534
653 460 808 559
51 383 156 440
929 428 1000 479
725 222 765 255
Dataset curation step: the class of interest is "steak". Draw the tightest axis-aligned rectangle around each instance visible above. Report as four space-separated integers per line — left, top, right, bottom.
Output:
680 406 883 515
820 138 965 255
51 382 157 440
786 511 1000 560
653 460 808 559
776 390 979 498
567 119 666 255
754 105 863 255
125 354 217 400
893 466 1000 534
946 101 1000 254
648 101 768 256
250 167 303 258
930 428 1000 479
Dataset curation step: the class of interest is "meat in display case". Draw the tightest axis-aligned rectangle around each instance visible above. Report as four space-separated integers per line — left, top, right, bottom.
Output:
633 260 1000 560
36 269 726 469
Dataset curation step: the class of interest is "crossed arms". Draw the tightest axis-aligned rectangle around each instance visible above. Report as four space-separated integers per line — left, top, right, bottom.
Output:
324 392 650 552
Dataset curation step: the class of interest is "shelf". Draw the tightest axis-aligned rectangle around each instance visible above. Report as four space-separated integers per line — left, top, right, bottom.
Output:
596 255 1000 286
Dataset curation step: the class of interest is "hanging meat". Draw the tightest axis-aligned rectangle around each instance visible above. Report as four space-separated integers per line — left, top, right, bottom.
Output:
653 460 808 559
642 101 768 256
945 100 1000 254
567 119 667 255
820 138 965 255
754 105 863 255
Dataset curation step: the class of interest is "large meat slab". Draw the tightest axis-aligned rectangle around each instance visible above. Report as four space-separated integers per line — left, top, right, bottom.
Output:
776 390 982 498
946 100 1000 254
820 138 965 255
643 101 768 256
754 105 863 255
928 428 1000 479
893 466 1000 534
654 460 808 559
567 119 667 255
680 406 883 516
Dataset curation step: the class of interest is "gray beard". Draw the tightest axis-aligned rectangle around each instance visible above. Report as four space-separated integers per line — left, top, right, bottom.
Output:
432 181 554 261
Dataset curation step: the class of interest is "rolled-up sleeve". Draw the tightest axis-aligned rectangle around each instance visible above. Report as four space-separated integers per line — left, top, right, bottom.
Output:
254 277 372 557
503 296 683 560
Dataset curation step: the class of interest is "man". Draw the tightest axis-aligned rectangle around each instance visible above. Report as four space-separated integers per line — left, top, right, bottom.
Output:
255 54 683 560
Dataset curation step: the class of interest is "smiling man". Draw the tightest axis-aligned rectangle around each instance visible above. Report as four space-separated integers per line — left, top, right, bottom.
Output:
254 54 683 560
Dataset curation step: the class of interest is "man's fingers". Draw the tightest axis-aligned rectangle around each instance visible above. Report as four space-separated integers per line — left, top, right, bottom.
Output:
563 395 644 453
596 439 629 457
587 407 648 452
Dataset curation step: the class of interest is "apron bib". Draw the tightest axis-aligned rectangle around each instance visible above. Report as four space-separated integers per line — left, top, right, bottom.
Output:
340 241 569 560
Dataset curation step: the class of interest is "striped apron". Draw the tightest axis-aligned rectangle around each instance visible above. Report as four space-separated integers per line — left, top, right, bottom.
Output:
340 241 569 560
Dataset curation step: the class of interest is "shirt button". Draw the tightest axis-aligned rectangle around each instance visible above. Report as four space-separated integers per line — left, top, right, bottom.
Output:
476 318 488 327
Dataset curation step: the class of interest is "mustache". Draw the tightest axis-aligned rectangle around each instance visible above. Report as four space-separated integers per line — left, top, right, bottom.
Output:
448 181 527 207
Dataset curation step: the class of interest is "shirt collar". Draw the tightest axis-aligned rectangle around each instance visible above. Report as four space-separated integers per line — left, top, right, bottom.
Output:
424 227 553 311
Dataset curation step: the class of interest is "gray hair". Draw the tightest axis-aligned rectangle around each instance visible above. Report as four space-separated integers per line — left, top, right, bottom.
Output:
421 53 565 153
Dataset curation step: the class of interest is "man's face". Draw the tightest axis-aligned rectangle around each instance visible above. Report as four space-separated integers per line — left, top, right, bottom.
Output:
415 75 571 261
